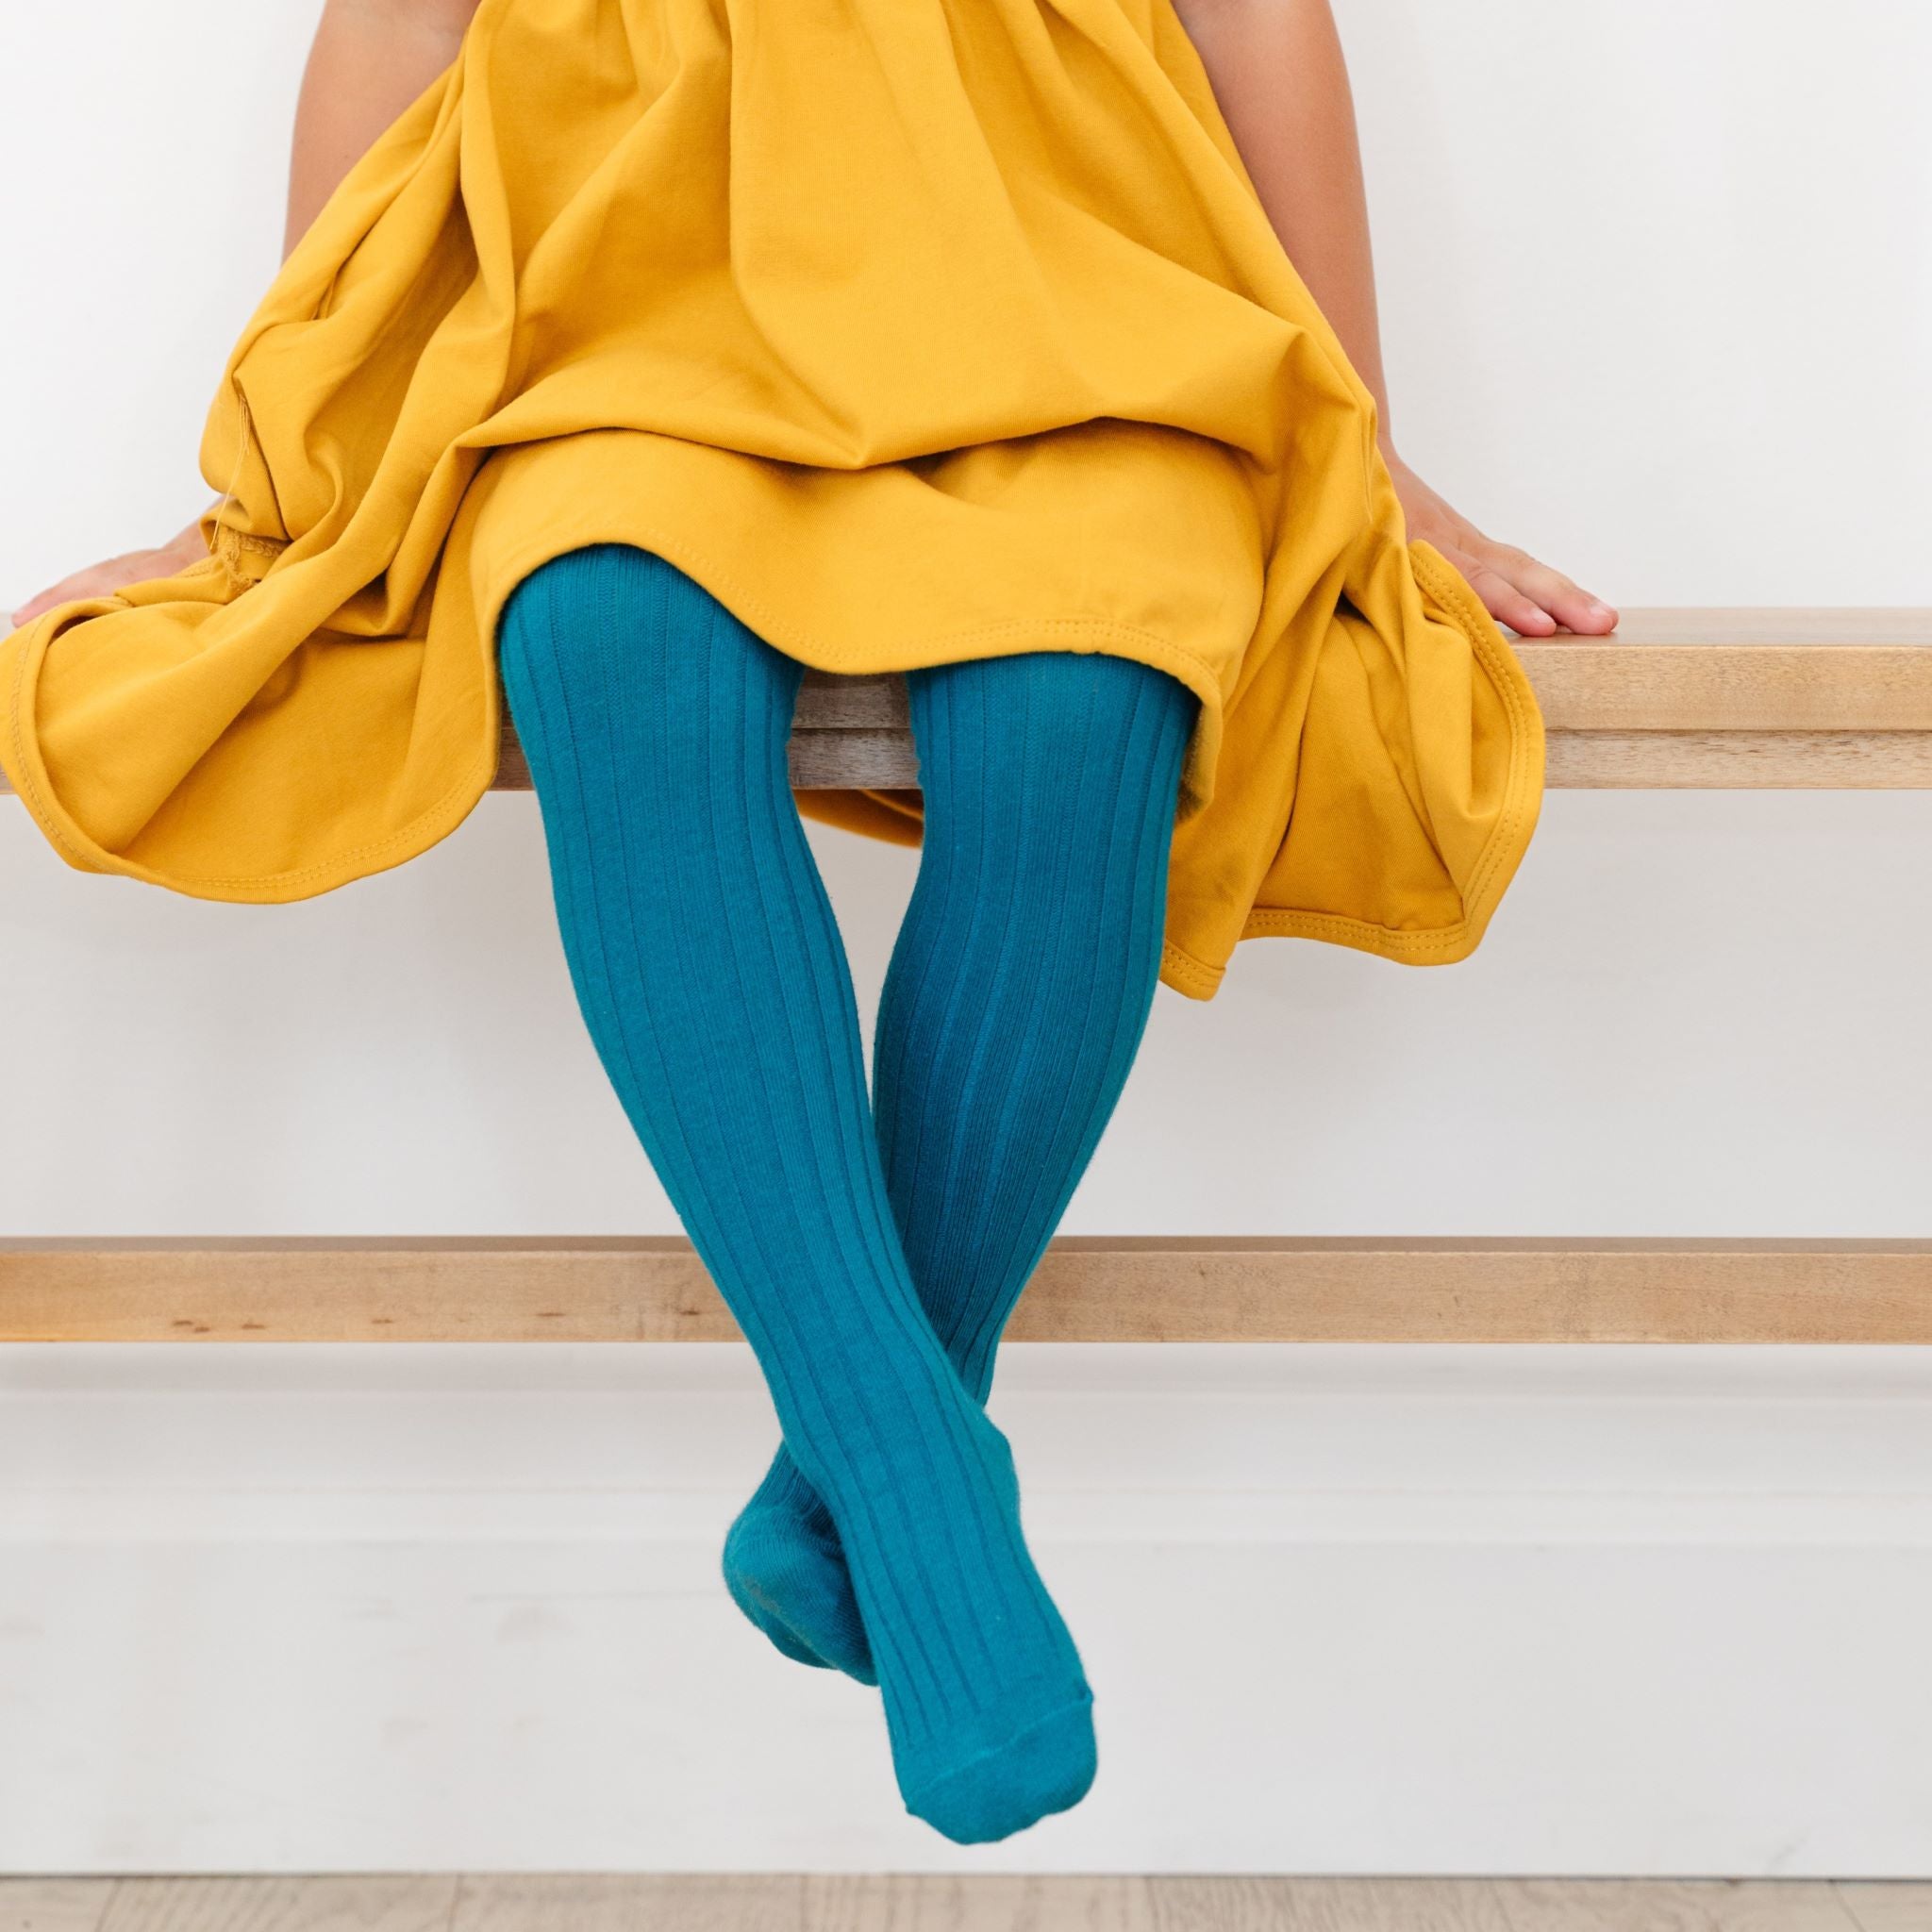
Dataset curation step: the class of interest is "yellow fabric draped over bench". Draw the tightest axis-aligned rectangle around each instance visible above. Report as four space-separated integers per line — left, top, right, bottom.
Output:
0 0 1542 998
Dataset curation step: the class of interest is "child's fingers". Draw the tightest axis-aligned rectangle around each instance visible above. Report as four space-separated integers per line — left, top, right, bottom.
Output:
1492 546 1618 635
1448 546 1558 637
1452 541 1620 638
9 541 195 630
10 565 111 629
1389 458 1618 639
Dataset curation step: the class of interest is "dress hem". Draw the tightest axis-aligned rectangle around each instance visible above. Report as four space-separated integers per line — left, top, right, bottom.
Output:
0 531 1543 1008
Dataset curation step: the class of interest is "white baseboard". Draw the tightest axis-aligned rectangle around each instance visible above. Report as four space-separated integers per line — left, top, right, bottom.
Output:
3 1344 1930 1875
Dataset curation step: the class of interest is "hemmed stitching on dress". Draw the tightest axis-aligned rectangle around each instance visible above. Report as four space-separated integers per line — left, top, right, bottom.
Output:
1153 536 1546 999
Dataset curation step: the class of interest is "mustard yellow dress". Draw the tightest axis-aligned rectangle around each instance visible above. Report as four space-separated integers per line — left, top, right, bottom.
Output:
0 0 1543 1000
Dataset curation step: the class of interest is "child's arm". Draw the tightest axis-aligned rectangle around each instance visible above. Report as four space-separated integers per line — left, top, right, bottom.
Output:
1172 0 1616 636
285 0 480 257
11 0 481 628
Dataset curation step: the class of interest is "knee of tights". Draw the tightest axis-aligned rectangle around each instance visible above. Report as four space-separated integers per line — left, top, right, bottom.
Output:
908 649 1197 805
498 541 802 717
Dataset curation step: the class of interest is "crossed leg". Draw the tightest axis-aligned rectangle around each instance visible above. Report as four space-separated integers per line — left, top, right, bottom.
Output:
499 543 1135 1843
723 637 1197 1683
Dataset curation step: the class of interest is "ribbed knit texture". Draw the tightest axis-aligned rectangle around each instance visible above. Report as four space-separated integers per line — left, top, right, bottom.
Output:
498 542 1124 1844
724 643 1195 1683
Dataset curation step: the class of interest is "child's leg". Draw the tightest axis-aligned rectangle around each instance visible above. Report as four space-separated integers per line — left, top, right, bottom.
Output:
724 648 1196 1682
498 543 1095 1845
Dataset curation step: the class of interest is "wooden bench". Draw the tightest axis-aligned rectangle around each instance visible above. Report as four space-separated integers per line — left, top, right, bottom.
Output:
4 1237 1929 1344
5 609 1929 1345
514 608 1932 791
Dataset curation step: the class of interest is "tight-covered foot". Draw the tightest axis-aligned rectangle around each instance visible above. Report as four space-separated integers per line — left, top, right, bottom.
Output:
897 1678 1096 1845
722 1457 874 1683
723 1423 1027 1690
849 1413 1094 1844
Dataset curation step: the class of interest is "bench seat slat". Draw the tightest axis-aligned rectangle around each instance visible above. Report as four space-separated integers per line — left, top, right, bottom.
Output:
5 611 1930 797
675 609 1932 792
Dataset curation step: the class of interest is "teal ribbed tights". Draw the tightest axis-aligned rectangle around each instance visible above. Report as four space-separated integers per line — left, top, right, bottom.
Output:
498 542 1194 1843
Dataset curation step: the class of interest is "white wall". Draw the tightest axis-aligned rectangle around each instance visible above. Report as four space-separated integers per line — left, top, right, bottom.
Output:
3 0 1930 1877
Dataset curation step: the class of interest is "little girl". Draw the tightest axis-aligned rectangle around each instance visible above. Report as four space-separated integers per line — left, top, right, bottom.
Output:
11 0 1612 1844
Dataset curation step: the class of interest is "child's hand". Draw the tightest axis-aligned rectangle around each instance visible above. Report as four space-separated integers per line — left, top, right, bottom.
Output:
1385 447 1618 637
10 519 210 630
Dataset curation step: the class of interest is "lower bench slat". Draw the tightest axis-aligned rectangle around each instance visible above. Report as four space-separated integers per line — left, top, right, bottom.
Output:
3 1237 1928 1344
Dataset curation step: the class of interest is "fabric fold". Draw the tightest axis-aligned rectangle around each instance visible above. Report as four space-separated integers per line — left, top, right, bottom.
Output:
0 0 1543 996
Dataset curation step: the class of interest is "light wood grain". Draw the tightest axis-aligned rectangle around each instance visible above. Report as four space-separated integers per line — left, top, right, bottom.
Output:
783 606 1932 794
1148 1875 1513 1931
784 725 1932 793
808 1874 1154 1931
97 1876 458 1932
520 608 1932 795
1544 730 1932 788
0 1879 116 1932
8 1883 1928 1932
1579 609 1932 647
5 612 1929 802
1488 1879 1860 1932
451 1874 807 1931
4 1235 1930 1345
1833 1884 1932 1932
